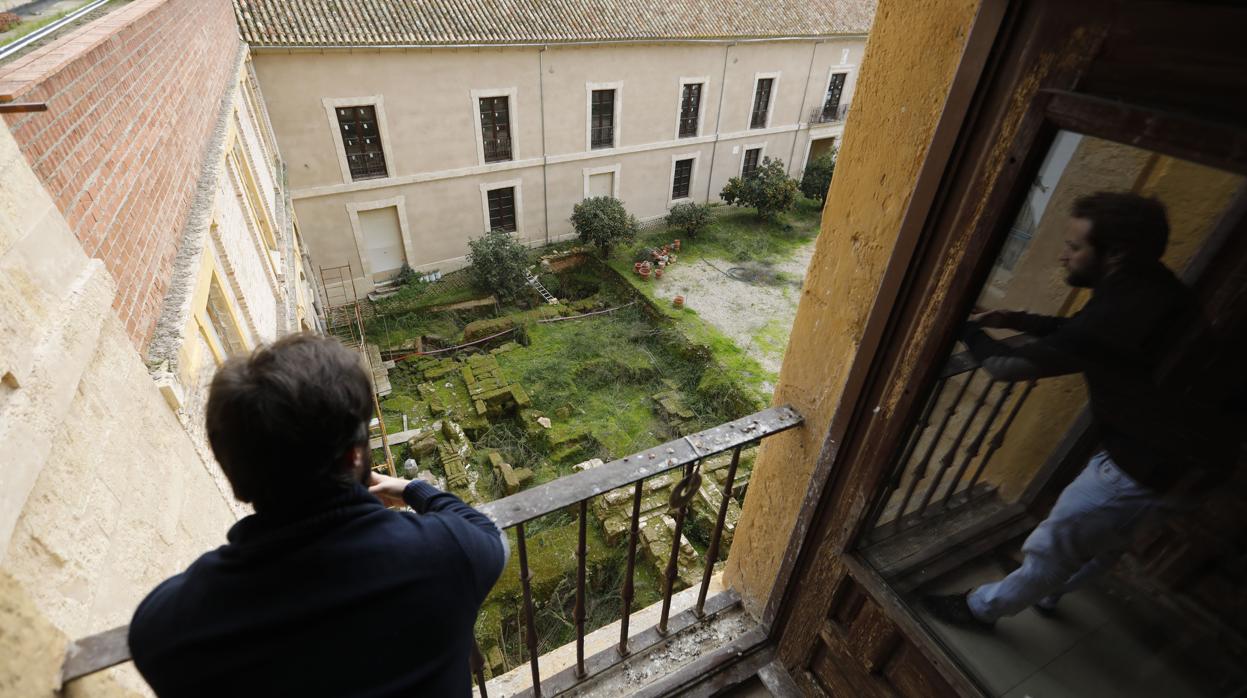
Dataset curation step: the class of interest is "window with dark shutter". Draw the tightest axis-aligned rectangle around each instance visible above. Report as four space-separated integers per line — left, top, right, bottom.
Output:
479 96 512 163
487 187 516 232
750 78 773 129
591 89 615 149
672 159 693 200
822 73 847 120
742 148 762 178
336 105 388 180
679 83 702 138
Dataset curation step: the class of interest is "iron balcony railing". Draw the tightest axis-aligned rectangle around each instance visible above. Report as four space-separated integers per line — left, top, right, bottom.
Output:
58 406 804 695
865 335 1035 534
809 103 851 125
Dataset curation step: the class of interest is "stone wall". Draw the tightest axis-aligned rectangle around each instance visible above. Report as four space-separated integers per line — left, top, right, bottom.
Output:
1 115 239 693
0 0 244 349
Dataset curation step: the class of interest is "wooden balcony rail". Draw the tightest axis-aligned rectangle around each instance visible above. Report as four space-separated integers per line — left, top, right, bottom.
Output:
58 406 804 694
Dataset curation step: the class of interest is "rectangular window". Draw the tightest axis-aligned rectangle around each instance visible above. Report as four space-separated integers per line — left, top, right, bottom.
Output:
679 83 702 138
822 73 847 120
742 148 762 179
336 105 388 180
750 78 773 129
479 96 513 163
487 187 516 232
591 89 615 149
672 159 693 200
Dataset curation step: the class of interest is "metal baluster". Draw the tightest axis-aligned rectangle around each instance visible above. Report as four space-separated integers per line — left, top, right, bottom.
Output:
470 641 489 698
515 523 542 697
867 379 945 530
658 460 700 634
895 370 976 522
574 500 588 679
942 381 1013 508
618 481 644 657
696 445 744 616
917 374 995 516
967 380 1036 491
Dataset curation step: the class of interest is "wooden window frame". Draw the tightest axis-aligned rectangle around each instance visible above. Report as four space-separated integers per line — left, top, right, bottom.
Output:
764 3 1247 697
587 82 623 151
668 153 698 205
322 95 396 184
676 77 709 139
749 72 780 130
471 87 519 165
479 180 524 235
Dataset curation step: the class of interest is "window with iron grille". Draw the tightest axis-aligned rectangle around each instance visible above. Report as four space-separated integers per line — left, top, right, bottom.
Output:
591 89 615 149
487 187 516 232
672 159 693 200
679 83 702 138
336 105 388 180
479 96 513 163
750 78 773 129
822 73 847 119
742 148 762 178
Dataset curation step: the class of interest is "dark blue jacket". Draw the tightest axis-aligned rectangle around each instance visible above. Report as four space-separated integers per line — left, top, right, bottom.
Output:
129 480 506 697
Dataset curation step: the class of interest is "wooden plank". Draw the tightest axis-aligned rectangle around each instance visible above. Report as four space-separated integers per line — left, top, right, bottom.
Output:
863 499 1022 579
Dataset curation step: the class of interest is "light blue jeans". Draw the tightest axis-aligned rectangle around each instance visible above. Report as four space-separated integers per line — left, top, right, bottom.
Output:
967 451 1161 622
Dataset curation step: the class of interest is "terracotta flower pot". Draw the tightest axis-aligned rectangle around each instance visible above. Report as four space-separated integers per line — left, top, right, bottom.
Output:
655 268 663 279
673 239 681 251
673 295 684 309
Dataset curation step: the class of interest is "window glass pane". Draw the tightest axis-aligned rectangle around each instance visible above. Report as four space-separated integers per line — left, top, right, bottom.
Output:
742 148 761 178
480 96 512 162
859 129 1247 697
672 159 693 199
487 187 516 232
679 83 702 138
821 73 847 122
750 78 773 129
591 89 615 149
336 104 388 180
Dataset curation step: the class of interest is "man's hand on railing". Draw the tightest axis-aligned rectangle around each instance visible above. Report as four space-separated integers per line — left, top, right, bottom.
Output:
968 307 1016 328
368 471 409 508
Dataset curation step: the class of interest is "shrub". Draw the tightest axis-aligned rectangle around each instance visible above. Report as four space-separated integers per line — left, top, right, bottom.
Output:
800 149 837 204
0 13 20 33
466 229 530 301
395 263 418 286
719 156 799 220
665 201 712 239
571 196 638 258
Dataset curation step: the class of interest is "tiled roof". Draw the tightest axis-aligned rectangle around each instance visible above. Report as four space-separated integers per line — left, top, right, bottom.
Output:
233 0 875 47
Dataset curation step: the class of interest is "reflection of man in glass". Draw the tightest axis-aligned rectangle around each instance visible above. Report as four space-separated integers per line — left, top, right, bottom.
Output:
924 192 1233 627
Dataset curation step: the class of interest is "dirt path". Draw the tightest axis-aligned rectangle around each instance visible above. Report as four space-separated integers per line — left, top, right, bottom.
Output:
651 240 817 394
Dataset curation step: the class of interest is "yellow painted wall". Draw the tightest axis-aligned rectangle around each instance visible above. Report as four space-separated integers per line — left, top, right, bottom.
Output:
723 0 984 615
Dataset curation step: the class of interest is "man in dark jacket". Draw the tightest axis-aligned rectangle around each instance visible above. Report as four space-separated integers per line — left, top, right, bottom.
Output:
925 192 1232 627
128 334 507 696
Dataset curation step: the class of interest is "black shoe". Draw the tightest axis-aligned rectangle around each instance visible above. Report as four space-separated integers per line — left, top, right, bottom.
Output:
922 592 994 630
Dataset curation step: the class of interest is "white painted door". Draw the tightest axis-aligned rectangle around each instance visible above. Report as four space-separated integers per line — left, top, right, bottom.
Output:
358 206 405 279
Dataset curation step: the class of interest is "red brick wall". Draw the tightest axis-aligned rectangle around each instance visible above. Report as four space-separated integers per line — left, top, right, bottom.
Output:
0 0 240 350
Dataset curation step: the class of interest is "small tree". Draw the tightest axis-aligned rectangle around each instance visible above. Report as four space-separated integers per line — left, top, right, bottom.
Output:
571 196 638 258
665 201 712 239
466 229 530 301
800 149 837 204
719 156 799 220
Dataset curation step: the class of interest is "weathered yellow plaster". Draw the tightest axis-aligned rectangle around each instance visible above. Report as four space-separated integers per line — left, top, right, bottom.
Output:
724 0 984 616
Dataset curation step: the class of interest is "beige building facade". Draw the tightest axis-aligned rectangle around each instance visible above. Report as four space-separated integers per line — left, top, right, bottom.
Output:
244 8 870 298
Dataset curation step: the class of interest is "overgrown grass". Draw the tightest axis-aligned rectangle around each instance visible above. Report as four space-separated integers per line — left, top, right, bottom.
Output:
625 198 822 267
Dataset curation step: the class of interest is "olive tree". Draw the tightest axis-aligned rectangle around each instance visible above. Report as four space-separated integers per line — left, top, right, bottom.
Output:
466 229 530 301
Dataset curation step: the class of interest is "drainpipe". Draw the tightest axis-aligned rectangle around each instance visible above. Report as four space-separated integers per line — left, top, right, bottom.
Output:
703 42 734 202
539 45 551 245
788 40 822 178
